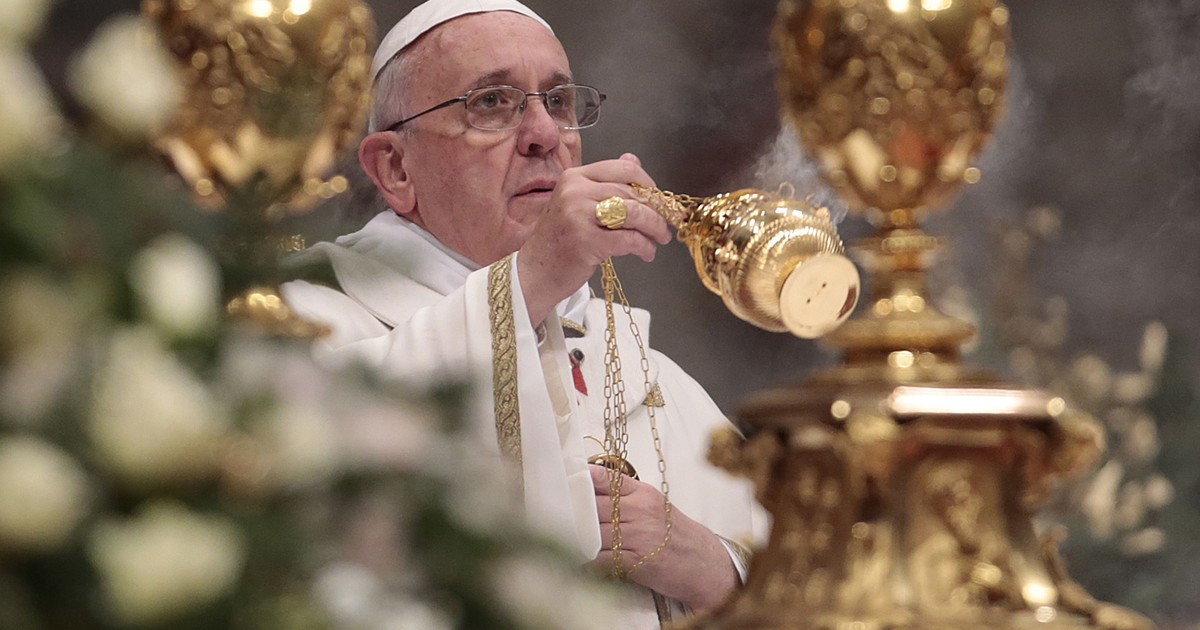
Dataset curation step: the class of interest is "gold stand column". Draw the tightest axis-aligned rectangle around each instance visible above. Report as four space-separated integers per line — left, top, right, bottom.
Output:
693 1 1156 629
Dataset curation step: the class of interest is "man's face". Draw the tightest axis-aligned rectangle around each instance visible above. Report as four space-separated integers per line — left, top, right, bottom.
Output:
395 12 583 266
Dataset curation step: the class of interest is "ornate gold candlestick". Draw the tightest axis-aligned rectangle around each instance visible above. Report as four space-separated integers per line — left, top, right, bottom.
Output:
144 0 374 337
694 1 1155 629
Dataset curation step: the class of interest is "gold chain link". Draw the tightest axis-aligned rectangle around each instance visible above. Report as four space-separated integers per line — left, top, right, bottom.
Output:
630 182 701 228
599 258 672 579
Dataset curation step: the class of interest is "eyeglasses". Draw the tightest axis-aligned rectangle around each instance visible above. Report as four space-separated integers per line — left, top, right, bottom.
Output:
383 84 606 132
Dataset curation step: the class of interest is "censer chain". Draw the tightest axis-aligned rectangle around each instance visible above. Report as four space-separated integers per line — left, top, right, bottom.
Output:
600 258 673 579
629 182 702 228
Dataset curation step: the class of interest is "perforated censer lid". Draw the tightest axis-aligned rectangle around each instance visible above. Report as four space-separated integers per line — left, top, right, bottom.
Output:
779 253 860 338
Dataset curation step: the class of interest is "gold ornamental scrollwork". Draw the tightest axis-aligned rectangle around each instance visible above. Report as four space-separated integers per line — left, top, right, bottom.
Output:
487 254 522 468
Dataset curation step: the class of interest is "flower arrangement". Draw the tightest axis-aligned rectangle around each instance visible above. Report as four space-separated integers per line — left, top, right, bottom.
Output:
0 5 620 629
970 204 1200 620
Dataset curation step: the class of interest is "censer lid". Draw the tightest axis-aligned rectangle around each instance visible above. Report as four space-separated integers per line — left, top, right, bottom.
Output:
779 252 860 338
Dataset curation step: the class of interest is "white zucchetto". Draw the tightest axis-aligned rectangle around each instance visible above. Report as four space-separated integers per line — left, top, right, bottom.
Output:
370 0 554 81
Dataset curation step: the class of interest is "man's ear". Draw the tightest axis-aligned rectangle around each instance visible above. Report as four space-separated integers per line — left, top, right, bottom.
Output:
359 132 416 217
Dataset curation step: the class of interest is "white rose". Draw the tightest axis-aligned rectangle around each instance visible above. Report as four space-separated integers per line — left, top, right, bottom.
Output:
315 562 456 630
89 326 228 486
0 270 82 424
68 15 181 138
0 47 60 167
128 234 221 338
219 338 438 475
253 400 339 490
491 554 623 630
224 342 340 489
0 0 51 43
88 501 244 625
0 435 89 552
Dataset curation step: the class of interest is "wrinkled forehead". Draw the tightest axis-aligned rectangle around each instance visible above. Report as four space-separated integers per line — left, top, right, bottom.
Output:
406 12 572 91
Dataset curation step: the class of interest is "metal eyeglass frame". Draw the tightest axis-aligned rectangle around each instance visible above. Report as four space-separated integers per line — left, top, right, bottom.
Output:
382 83 606 132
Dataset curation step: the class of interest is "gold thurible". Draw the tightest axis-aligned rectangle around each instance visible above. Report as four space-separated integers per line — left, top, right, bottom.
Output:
689 2 1155 630
633 184 861 339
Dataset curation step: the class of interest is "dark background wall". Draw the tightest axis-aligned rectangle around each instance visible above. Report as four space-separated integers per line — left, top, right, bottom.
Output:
31 0 1199 409
31 0 1200 623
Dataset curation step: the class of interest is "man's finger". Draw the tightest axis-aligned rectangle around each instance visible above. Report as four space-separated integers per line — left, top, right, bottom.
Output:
597 523 655 557
595 495 614 522
589 463 638 495
590 197 671 246
576 158 656 189
621 200 672 245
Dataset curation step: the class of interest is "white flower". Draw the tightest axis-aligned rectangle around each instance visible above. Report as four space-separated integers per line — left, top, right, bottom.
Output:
1140 321 1168 374
336 395 439 473
128 234 221 338
219 337 440 473
0 435 89 552
89 326 229 486
1120 527 1166 556
68 15 181 138
1071 354 1113 404
491 554 623 630
0 47 60 167
236 346 341 489
1122 412 1161 465
1112 373 1154 405
1113 480 1147 531
253 400 339 489
88 501 244 625
0 0 51 43
1082 460 1122 540
444 462 522 534
1143 474 1175 509
314 562 456 630
0 269 83 424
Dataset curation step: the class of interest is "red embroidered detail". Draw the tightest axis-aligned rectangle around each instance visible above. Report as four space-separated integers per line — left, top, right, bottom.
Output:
569 349 587 395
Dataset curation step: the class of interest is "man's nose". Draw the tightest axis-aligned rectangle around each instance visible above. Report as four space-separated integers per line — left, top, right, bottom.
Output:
515 95 562 156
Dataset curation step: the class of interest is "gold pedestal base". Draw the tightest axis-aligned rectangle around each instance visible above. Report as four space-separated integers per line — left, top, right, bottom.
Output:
692 229 1153 630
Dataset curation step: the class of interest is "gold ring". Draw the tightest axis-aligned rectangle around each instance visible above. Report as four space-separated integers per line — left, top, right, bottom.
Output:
595 196 628 230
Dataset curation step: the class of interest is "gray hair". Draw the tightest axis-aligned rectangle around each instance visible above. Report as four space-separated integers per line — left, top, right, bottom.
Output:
330 51 420 229
368 50 419 134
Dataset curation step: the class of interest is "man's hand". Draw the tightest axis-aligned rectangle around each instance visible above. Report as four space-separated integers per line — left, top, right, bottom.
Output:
587 464 739 613
516 153 672 325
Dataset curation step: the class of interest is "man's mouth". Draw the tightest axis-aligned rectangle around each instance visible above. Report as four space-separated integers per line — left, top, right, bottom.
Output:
515 179 558 197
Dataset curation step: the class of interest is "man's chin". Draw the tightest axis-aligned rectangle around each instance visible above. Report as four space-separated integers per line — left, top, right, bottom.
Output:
509 194 552 221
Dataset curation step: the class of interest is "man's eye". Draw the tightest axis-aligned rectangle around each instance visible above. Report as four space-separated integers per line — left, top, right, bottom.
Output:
476 91 505 109
546 91 572 111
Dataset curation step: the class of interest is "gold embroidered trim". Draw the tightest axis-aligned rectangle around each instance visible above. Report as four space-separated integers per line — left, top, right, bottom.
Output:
652 591 674 625
644 382 666 408
717 534 754 582
488 255 521 467
560 317 587 335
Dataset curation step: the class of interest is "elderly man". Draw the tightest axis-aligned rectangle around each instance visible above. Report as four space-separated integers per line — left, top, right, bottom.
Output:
283 0 762 625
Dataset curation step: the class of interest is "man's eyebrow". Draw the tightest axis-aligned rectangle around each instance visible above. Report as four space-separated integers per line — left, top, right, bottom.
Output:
547 71 573 86
468 69 575 89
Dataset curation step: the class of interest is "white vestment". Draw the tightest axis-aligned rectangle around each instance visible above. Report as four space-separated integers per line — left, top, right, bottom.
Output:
282 211 763 627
